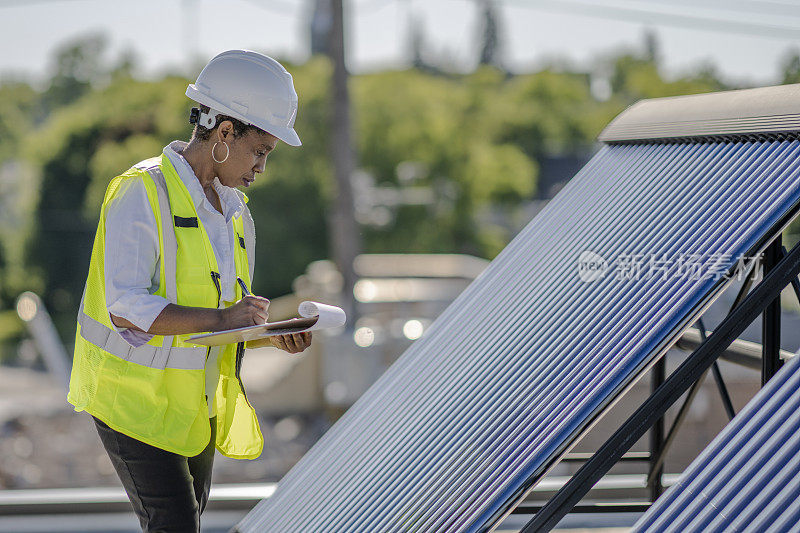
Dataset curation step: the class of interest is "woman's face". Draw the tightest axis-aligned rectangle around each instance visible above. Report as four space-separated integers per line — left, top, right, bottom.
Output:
214 122 278 189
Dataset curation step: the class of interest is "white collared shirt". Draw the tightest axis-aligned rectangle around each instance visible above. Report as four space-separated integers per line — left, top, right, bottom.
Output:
103 140 251 416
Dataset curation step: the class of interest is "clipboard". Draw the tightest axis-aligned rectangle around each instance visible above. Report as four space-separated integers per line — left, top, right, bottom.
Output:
188 317 318 347
186 300 345 347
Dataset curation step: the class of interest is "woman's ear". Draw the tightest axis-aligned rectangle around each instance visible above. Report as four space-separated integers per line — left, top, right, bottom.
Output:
217 120 234 141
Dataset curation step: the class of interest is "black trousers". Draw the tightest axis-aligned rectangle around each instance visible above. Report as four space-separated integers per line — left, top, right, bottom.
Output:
93 415 216 533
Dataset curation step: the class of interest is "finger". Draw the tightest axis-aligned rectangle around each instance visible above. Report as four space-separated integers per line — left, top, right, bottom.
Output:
284 334 299 352
292 333 307 351
246 296 270 312
288 334 302 353
303 332 312 345
270 335 286 350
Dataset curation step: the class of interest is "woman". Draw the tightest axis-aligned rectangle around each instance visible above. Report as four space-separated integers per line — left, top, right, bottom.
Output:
67 50 311 532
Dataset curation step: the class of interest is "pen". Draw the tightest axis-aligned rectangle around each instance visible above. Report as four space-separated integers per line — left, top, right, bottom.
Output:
237 278 250 296
238 277 271 328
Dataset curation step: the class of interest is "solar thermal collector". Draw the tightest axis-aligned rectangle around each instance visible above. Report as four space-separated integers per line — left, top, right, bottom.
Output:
236 84 800 532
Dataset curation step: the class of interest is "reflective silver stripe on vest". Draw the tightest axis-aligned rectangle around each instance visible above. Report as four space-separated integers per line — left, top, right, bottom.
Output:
78 311 207 370
147 167 177 359
76 164 206 371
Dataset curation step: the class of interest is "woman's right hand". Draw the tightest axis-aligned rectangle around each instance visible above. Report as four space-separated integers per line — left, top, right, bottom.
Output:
218 295 270 330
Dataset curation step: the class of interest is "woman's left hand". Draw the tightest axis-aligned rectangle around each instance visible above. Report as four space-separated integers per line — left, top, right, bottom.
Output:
269 331 312 354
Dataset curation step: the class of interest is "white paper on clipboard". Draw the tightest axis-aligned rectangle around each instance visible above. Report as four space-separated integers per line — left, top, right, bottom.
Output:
187 301 346 347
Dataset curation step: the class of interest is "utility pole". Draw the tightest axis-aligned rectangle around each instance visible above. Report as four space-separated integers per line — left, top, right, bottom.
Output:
478 0 500 67
182 0 200 68
327 0 361 324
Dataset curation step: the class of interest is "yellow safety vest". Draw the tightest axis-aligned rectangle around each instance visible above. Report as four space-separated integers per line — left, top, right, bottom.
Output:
67 154 263 459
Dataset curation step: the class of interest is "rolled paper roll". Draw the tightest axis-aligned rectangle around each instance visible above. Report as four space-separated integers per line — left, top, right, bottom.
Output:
298 301 347 331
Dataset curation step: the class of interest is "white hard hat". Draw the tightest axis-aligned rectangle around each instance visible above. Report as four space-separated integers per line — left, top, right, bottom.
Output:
186 50 301 146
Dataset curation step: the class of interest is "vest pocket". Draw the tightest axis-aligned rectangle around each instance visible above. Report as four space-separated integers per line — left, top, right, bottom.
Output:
106 363 208 454
110 363 170 436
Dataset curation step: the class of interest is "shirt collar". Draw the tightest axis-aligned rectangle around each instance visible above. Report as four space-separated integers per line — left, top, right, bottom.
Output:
163 140 245 221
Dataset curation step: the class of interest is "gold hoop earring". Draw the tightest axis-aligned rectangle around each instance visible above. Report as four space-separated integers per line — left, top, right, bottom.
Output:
212 141 229 164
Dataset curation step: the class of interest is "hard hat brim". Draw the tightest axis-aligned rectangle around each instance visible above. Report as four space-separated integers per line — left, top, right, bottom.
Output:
186 84 302 147
260 124 302 147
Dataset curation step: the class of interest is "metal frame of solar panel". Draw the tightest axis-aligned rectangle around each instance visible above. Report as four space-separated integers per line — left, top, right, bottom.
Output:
234 83 800 533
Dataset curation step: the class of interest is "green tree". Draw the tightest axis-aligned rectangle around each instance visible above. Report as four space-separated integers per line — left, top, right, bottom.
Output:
501 69 617 159
0 81 38 160
610 53 725 102
25 75 192 336
781 49 800 85
40 34 108 113
354 66 539 257
0 81 43 305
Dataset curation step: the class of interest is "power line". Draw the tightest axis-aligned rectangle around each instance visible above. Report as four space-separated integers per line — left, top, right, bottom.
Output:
748 0 800 7
356 0 395 14
0 0 91 7
500 0 800 40
0 0 306 10
628 0 800 20
4 0 800 43
238 0 303 15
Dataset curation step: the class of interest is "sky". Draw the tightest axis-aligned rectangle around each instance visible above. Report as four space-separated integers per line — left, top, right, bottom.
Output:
0 0 798 87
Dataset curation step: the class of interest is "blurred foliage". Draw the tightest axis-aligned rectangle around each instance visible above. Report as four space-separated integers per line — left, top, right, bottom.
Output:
0 34 764 345
501 69 615 157
0 82 38 161
40 34 108 113
0 160 40 300
355 66 539 254
24 75 193 323
0 309 23 364
0 309 23 339
782 48 800 85
609 54 728 100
